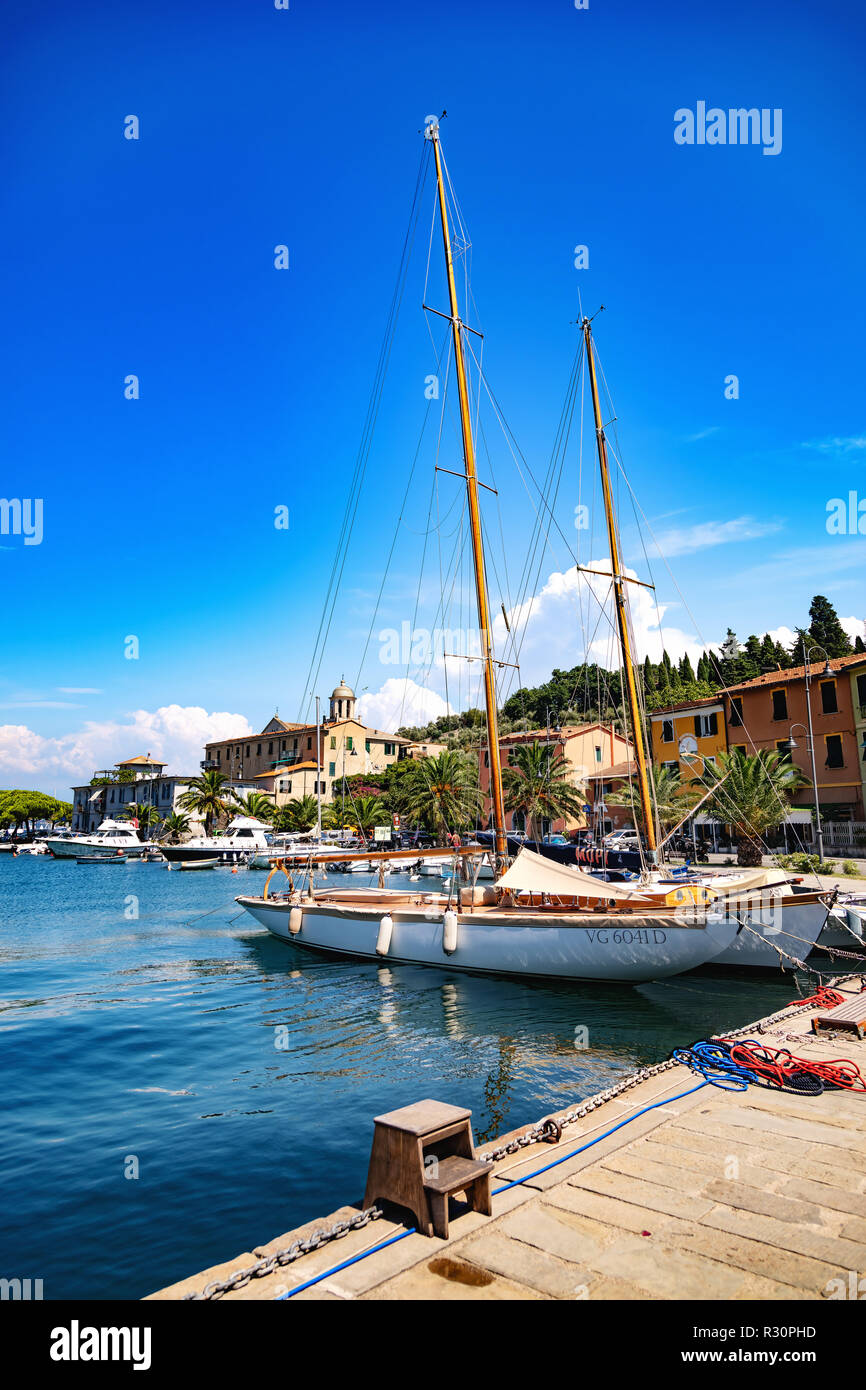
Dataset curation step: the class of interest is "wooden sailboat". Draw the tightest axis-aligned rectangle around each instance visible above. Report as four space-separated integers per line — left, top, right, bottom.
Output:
235 120 828 982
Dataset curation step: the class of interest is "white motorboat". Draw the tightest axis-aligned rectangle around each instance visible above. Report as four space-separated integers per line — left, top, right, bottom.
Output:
45 819 146 859
160 816 272 865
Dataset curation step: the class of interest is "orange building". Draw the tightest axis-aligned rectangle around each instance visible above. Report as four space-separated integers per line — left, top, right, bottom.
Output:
478 723 633 834
724 653 866 821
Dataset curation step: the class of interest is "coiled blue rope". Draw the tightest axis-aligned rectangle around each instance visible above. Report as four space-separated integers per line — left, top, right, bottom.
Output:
671 1040 754 1090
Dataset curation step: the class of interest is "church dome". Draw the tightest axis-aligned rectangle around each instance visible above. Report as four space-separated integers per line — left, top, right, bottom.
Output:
331 677 355 699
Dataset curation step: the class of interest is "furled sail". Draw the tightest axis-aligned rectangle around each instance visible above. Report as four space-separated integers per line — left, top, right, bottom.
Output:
495 848 652 902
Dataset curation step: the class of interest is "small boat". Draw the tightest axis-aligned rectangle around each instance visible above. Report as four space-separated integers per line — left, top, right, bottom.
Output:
47 819 147 859
77 853 127 865
160 817 272 865
175 857 219 871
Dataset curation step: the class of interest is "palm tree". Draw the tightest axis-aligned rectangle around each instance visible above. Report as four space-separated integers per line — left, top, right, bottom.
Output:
702 750 809 866
123 803 162 841
322 801 354 831
403 750 482 840
177 770 235 837
277 795 319 832
157 811 191 844
606 765 702 838
502 743 586 839
231 792 275 823
345 794 388 837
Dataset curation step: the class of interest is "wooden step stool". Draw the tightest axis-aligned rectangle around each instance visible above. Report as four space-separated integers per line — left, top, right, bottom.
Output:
363 1099 494 1238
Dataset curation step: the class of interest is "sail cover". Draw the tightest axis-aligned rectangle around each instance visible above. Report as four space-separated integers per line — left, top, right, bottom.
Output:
496 848 652 902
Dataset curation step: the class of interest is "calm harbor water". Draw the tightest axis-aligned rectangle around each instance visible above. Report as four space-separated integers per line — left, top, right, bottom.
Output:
0 854 822 1299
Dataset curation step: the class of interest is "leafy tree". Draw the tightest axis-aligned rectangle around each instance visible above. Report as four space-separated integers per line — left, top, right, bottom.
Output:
855 635 866 654
502 743 586 838
702 749 809 866
678 654 695 683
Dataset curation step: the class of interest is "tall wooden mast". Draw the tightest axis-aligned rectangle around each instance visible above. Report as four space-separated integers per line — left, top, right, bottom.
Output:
582 317 657 855
429 122 507 869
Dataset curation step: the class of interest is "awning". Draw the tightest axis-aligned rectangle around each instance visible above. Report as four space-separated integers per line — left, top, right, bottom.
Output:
89 787 105 803
495 847 652 902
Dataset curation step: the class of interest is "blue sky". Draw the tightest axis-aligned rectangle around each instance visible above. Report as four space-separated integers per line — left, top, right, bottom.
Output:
1 0 865 795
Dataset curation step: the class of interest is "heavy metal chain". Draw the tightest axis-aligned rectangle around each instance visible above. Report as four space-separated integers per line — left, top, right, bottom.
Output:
477 1059 684 1162
182 1206 384 1300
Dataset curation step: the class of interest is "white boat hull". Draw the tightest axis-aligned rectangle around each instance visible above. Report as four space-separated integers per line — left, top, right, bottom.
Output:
47 838 146 859
235 893 739 984
703 895 830 970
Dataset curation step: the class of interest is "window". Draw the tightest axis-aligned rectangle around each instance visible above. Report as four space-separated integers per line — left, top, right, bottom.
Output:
329 762 335 777
825 734 844 769
384 742 394 756
662 760 678 774
307 737 313 750
858 672 866 716
281 740 287 752
245 745 250 757
216 749 221 761
861 732 866 763
330 736 336 749
820 680 838 715
268 741 273 754
703 756 716 768
694 712 718 739
661 719 674 743
775 740 789 755
771 688 788 721
346 737 353 751
365 739 371 753
729 697 743 727
283 781 291 794
594 745 602 762
484 751 489 767
256 743 261 756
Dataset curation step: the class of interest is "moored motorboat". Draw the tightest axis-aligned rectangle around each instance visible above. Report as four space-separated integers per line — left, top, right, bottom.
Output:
47 819 146 859
175 857 219 871
160 817 272 865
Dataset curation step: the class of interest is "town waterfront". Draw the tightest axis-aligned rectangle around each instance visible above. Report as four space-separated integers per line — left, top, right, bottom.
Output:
0 854 824 1300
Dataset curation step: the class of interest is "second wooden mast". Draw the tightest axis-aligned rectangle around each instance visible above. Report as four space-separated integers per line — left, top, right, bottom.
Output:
429 122 508 870
583 316 658 857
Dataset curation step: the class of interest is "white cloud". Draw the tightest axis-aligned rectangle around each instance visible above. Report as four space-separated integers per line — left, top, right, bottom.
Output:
0 706 253 793
492 560 711 688
801 435 866 454
57 687 103 695
842 615 866 645
357 678 452 732
651 515 782 558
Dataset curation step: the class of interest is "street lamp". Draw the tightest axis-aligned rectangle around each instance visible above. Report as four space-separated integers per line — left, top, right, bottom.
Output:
801 640 833 861
781 721 824 863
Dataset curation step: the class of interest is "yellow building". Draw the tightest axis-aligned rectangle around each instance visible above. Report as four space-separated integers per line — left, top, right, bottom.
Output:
649 697 727 781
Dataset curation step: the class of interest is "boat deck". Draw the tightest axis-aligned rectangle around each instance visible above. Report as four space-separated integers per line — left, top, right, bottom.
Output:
147 980 866 1301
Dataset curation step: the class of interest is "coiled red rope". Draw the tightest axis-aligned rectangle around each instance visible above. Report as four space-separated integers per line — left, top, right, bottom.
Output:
728 1040 866 1093
789 986 846 1009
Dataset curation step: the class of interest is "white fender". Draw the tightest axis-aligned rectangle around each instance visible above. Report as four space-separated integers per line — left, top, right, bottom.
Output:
443 908 458 954
289 906 303 936
376 914 393 956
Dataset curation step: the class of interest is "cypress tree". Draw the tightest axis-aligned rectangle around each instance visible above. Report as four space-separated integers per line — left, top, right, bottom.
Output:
807 594 853 659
